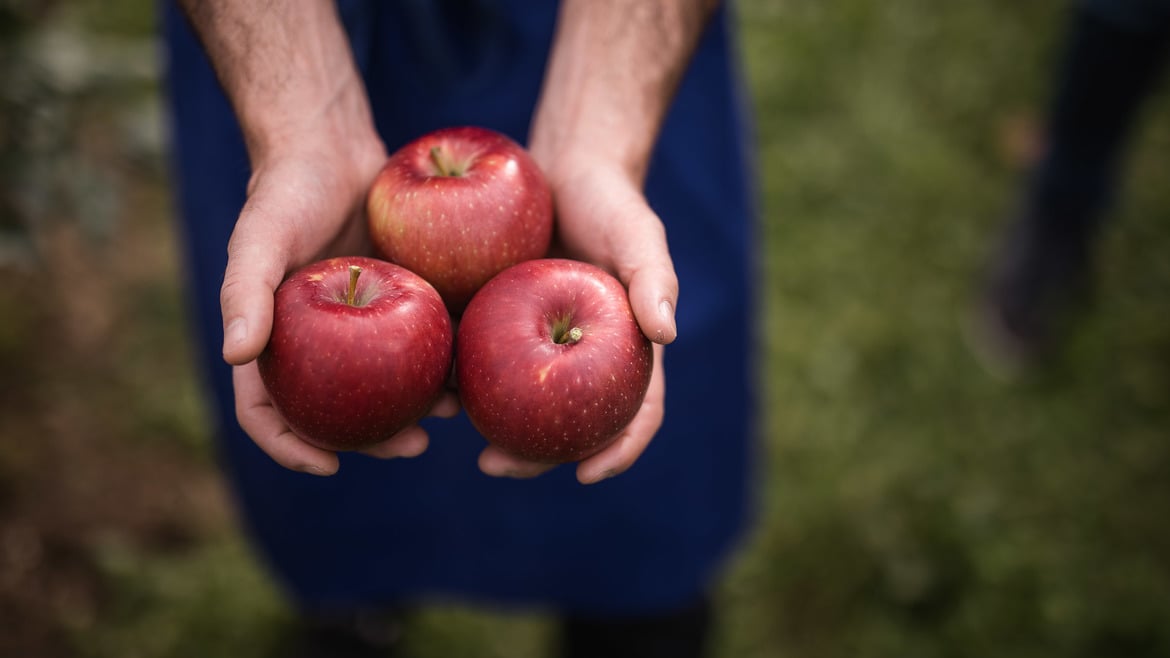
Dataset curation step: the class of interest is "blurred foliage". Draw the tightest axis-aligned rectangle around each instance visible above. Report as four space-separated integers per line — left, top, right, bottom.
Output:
76 539 291 658
722 1 1170 657
0 0 160 270
0 0 1168 657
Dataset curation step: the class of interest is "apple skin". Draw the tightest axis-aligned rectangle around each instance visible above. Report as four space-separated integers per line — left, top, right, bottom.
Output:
367 126 554 314
257 256 454 452
456 258 653 464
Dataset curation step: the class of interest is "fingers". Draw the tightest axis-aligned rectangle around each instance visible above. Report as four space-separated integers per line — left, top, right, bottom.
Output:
358 391 460 459
233 363 339 476
429 391 462 419
238 353 660 480
221 198 291 366
560 171 680 346
618 214 679 345
477 344 666 484
577 343 666 484
360 426 430 459
477 446 559 479
241 381 459 470
236 364 452 470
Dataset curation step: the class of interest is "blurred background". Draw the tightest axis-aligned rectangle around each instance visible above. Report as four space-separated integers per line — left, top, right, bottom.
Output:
2 0 1169 656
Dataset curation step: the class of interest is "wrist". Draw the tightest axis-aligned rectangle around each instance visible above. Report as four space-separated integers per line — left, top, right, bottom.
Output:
528 0 717 190
243 72 384 170
528 132 648 198
242 90 387 221
180 0 381 169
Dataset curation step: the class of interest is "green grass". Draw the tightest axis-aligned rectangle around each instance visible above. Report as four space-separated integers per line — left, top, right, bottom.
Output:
724 1 1170 657
29 0 1170 656
75 539 291 658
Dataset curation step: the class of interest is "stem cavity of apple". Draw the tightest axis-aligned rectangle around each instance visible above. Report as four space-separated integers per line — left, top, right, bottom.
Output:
346 265 362 306
552 317 583 345
429 146 465 177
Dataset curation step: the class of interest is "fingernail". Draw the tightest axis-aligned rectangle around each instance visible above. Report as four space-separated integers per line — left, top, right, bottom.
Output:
301 463 335 477
658 300 677 342
224 317 247 352
584 468 618 485
397 442 427 459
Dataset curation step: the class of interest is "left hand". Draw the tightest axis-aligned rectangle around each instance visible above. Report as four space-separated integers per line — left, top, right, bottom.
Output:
477 153 678 485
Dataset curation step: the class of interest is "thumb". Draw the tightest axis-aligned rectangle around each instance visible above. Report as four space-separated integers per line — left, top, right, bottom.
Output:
615 208 679 345
220 198 292 365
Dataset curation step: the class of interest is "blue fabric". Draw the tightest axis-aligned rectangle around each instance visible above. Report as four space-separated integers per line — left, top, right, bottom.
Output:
163 0 758 615
1029 0 1170 231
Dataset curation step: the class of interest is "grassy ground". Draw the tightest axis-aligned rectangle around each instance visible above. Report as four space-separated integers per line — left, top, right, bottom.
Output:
1 1 1169 656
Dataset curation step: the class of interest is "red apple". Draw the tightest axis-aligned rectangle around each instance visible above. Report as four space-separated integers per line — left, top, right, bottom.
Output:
367 126 553 314
456 259 653 463
257 256 453 452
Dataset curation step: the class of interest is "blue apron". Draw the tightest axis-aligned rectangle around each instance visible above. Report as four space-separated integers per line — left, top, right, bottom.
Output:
163 0 758 615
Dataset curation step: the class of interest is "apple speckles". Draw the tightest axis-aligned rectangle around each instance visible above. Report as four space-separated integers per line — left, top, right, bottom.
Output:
259 257 453 451
368 127 553 314
456 259 651 464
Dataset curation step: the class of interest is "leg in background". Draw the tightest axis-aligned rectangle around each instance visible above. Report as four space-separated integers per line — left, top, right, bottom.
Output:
974 5 1170 371
557 594 714 658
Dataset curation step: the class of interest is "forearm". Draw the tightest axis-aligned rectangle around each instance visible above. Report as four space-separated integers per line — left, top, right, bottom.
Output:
177 0 378 163
530 0 719 184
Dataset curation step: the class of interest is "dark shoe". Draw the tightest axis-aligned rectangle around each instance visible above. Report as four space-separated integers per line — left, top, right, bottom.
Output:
270 607 406 658
968 203 1093 377
558 595 713 658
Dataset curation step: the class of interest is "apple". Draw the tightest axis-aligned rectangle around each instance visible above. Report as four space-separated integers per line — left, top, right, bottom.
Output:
257 256 453 452
456 258 653 463
367 126 554 314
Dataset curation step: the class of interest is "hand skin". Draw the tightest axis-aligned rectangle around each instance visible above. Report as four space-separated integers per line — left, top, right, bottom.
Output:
480 0 718 485
180 0 715 480
180 0 458 476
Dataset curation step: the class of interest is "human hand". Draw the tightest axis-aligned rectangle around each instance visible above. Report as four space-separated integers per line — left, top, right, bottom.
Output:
476 153 678 485
474 0 711 484
180 0 465 475
221 122 459 476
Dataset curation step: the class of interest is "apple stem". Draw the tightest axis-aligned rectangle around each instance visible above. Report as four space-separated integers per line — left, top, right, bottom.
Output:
554 324 583 345
346 265 362 306
429 146 461 177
